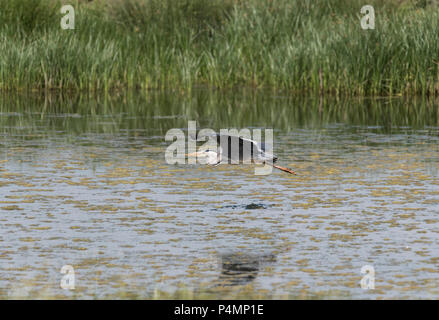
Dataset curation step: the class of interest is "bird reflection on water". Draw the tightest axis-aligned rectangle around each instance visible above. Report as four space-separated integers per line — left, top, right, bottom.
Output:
215 252 277 287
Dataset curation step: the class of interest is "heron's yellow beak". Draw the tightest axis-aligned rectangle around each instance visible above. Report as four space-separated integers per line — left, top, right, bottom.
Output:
186 151 206 158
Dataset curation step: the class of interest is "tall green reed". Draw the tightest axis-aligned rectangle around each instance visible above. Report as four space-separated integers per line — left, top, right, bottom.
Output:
0 0 438 96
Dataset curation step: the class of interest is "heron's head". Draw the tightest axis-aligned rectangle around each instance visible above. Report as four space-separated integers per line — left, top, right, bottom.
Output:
186 149 219 165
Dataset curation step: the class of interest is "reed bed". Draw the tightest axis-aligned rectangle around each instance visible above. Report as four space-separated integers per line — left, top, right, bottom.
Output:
1 0 438 96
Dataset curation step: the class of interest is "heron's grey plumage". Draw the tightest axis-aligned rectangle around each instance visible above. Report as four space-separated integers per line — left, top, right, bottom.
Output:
188 132 296 174
193 133 277 165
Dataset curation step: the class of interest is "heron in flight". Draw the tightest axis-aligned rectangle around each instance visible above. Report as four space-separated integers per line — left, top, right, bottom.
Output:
187 133 297 175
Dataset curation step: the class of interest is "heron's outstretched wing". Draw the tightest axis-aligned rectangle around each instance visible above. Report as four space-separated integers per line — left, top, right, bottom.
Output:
192 132 275 163
215 134 264 163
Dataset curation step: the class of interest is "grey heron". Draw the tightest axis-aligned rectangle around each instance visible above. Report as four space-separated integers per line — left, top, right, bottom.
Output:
187 133 297 175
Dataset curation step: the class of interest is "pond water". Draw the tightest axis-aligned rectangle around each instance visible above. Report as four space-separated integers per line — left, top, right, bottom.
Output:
0 91 438 299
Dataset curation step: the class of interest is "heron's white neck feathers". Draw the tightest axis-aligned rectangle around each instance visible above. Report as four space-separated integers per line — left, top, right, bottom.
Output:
197 150 221 165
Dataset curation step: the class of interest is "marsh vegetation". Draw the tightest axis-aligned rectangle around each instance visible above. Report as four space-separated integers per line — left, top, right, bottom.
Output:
1 0 439 95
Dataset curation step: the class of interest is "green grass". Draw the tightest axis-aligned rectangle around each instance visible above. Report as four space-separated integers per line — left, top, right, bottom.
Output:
1 0 439 96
